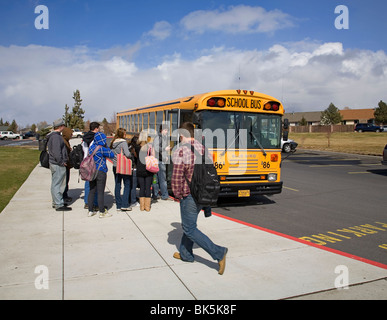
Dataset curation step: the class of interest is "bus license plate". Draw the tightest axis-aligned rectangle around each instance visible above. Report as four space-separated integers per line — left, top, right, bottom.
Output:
238 190 250 197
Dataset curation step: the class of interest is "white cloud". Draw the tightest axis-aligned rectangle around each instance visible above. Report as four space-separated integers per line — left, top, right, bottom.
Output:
313 42 344 56
146 21 172 40
180 5 295 34
0 42 386 127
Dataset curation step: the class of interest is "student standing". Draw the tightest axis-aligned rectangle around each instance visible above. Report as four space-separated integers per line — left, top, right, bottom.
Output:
152 123 171 200
82 122 100 210
62 126 73 203
110 128 133 212
135 132 154 212
87 132 114 218
47 119 71 211
129 135 139 208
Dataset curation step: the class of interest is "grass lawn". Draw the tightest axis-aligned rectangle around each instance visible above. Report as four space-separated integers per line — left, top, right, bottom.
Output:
289 132 387 156
0 147 40 213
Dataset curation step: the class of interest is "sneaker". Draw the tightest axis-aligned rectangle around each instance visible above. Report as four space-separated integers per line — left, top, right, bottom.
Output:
120 207 132 212
130 202 140 208
161 197 173 201
99 209 112 218
93 205 107 212
88 211 96 217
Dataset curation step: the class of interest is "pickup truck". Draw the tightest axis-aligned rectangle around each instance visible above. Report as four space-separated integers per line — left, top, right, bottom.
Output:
0 131 21 140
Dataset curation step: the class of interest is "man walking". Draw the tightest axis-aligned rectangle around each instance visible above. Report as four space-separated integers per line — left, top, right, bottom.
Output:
171 122 228 275
47 119 72 211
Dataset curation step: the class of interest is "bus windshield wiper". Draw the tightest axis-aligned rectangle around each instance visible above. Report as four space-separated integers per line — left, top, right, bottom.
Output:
249 130 267 157
221 122 240 156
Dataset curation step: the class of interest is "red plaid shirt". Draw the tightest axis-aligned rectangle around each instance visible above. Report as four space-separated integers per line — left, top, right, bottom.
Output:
171 139 205 199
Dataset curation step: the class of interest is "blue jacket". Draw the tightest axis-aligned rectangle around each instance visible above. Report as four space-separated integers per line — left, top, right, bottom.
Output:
88 132 114 172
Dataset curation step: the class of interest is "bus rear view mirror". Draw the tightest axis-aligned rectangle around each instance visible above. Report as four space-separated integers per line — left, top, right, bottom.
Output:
283 118 289 130
283 118 289 141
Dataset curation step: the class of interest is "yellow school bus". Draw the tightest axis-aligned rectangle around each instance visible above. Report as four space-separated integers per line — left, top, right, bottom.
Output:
117 89 286 198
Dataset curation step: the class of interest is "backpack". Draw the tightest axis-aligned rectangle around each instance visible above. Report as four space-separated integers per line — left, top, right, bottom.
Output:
39 138 49 168
79 146 102 181
184 144 220 207
69 144 84 169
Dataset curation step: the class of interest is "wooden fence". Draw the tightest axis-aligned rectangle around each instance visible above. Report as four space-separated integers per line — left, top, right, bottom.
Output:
289 125 354 133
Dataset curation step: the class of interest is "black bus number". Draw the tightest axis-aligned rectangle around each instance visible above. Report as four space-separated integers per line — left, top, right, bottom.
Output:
261 161 270 169
215 162 224 170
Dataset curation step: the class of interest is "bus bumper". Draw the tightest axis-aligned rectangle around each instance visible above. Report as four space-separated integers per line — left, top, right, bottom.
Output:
219 182 283 197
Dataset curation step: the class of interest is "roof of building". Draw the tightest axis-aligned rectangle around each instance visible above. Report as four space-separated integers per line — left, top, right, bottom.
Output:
284 108 375 123
283 111 322 123
339 108 375 121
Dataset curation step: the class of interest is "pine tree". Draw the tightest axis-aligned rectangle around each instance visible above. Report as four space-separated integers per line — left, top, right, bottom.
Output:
63 104 71 127
66 90 85 130
8 119 18 132
374 100 387 125
320 103 343 125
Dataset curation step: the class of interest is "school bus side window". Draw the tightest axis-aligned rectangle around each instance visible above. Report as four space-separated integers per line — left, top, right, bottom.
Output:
135 114 139 132
180 110 193 125
143 112 148 131
140 113 144 132
156 111 163 131
149 112 155 132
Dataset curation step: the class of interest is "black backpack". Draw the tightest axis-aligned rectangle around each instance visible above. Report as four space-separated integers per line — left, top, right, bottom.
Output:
39 138 49 168
184 144 220 207
69 143 84 169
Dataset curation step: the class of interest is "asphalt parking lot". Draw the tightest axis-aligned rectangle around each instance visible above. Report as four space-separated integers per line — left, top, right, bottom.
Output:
215 150 387 268
0 138 38 147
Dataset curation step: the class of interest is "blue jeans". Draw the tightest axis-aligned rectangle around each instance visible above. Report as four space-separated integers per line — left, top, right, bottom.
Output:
179 194 226 262
113 167 132 209
49 163 66 208
153 162 169 199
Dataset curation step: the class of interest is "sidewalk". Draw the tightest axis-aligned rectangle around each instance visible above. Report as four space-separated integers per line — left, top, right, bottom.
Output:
0 147 386 300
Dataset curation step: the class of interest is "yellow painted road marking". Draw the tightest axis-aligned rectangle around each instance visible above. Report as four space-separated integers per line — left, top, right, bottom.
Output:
310 164 353 167
284 186 299 192
348 172 371 174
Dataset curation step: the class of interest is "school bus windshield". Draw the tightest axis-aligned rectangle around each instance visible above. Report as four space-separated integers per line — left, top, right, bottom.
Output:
200 111 282 150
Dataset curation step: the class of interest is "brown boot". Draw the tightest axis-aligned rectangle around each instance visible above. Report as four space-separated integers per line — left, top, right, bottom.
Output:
218 248 228 275
139 197 145 211
144 197 151 212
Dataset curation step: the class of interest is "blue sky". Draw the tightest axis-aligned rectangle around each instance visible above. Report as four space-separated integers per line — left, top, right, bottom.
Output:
2 1 386 57
0 0 387 126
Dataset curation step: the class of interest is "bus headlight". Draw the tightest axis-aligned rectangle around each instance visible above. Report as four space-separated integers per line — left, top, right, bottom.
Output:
268 173 277 181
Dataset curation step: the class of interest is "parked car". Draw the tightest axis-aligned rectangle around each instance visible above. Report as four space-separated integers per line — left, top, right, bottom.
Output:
281 138 298 153
0 131 20 140
72 129 84 138
354 123 383 132
382 144 387 165
22 131 36 139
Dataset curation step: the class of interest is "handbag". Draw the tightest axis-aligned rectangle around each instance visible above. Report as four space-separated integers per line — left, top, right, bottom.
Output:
145 146 159 173
116 150 132 175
